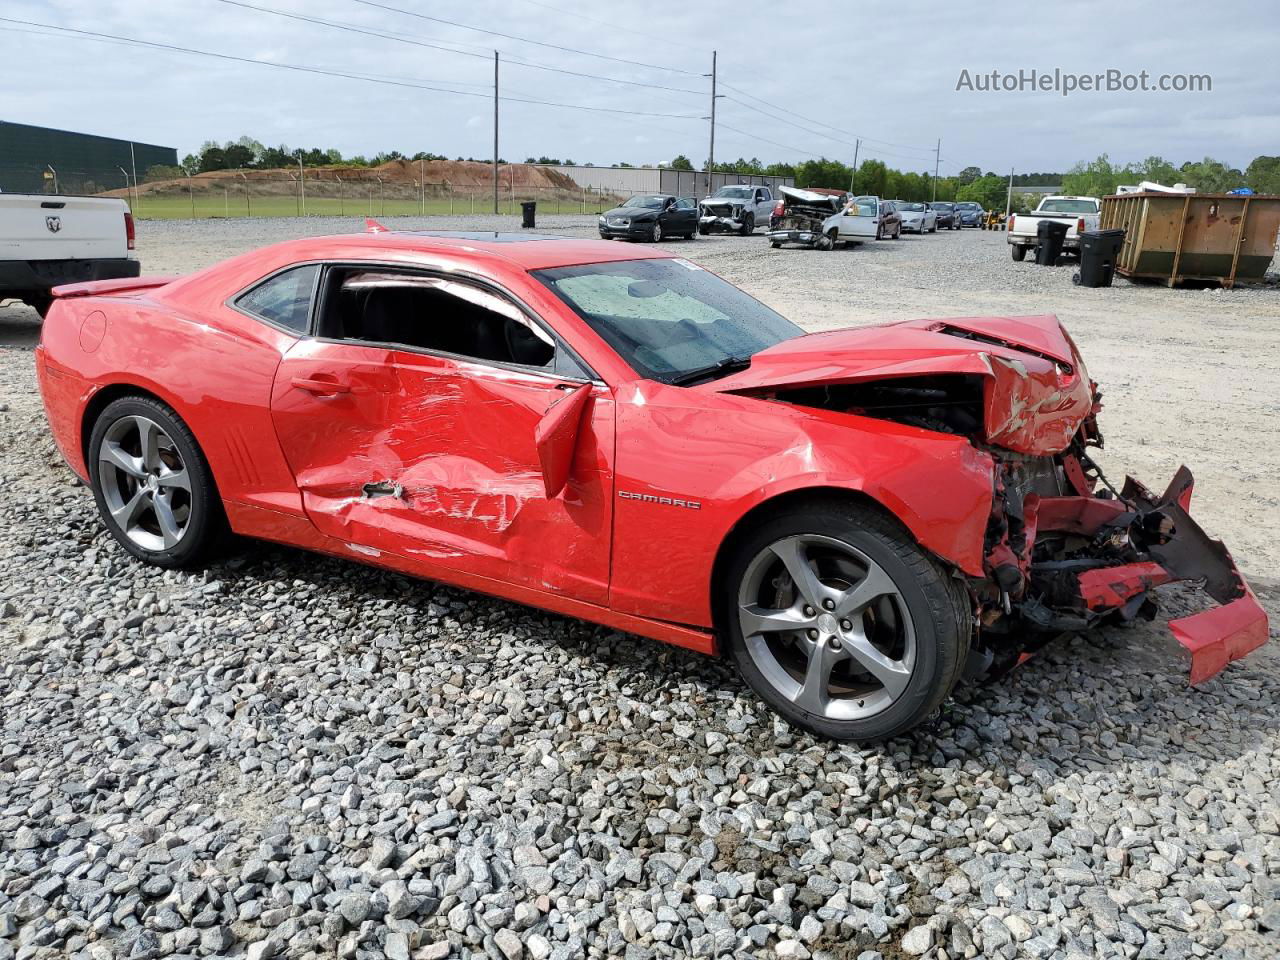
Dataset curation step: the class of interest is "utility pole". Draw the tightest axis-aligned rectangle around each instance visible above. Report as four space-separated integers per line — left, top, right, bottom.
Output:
129 142 138 213
848 140 860 193
298 152 306 216
705 51 718 198
933 139 941 202
493 50 500 215
1005 167 1014 219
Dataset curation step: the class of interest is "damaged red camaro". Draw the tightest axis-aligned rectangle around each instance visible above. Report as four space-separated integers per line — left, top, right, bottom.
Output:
35 228 1268 740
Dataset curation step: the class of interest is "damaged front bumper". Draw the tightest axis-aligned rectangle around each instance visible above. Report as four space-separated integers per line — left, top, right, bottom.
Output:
988 463 1268 684
766 228 821 248
699 213 748 233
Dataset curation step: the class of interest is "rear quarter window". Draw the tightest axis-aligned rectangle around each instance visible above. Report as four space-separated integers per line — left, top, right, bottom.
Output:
235 264 320 333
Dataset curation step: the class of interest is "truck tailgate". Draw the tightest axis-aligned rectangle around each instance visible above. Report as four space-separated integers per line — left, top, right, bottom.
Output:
0 194 131 262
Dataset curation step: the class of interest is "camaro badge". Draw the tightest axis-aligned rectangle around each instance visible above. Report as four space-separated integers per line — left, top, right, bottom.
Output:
618 490 701 510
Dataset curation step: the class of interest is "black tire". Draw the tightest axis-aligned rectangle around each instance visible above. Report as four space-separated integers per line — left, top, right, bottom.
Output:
816 232 835 251
1011 244 1027 262
25 294 52 318
875 225 883 241
722 500 970 742
650 221 663 243
698 224 709 236
87 396 225 569
740 213 755 236
770 241 782 249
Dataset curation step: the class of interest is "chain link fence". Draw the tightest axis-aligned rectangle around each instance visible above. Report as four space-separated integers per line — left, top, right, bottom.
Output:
1 165 629 220
3 162 794 221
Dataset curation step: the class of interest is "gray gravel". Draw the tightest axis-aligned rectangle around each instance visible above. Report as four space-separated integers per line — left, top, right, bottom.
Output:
2 214 1279 960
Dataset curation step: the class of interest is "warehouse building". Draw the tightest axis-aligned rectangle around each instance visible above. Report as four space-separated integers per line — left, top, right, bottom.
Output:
0 120 177 195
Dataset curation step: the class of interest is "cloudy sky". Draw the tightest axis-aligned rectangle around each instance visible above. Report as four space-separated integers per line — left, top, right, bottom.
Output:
2 0 1276 175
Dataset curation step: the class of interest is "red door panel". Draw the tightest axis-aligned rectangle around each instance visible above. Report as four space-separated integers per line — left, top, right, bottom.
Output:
269 339 614 606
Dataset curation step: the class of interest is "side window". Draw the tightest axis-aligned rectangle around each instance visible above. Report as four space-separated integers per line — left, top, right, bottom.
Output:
761 188 772 202
235 264 319 333
316 267 586 377
675 197 695 211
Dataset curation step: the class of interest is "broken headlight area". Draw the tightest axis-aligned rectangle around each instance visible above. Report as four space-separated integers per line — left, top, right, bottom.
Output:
976 452 1268 684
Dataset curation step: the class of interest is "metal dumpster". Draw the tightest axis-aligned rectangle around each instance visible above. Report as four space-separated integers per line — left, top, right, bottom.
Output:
1100 192 1280 288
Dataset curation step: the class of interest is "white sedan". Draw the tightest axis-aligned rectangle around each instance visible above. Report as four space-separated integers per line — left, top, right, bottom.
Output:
896 202 937 234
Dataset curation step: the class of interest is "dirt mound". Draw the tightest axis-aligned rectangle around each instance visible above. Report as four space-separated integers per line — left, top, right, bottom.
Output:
99 159 582 199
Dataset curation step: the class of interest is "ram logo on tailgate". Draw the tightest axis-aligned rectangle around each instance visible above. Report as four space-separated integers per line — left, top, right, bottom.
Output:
45 216 61 233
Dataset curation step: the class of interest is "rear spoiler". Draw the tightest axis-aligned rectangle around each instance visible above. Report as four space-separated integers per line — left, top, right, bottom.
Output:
52 275 182 300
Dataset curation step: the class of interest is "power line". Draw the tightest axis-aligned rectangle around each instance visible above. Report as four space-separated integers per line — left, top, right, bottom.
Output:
511 0 705 51
0 17 704 119
718 79 934 155
718 95 935 164
346 0 700 76
215 0 706 97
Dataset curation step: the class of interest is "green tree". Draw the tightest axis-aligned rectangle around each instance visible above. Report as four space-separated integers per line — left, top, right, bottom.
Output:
144 164 185 182
1246 155 1280 194
956 165 982 185
956 174 1007 210
669 154 694 171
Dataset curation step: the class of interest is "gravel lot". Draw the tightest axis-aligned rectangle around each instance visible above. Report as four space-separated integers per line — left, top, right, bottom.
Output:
2 215 1278 960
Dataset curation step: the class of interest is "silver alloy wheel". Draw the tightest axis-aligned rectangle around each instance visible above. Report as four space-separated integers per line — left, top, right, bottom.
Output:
98 415 192 551
737 534 916 720
652 222 662 242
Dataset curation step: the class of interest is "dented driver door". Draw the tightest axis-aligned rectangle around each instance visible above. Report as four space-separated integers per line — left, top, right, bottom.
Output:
270 339 615 606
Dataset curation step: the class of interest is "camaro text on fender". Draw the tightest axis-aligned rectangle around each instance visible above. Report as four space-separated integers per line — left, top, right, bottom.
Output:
618 490 702 510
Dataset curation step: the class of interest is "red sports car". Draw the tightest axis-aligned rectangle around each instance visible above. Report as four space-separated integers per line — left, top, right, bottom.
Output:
35 226 1268 741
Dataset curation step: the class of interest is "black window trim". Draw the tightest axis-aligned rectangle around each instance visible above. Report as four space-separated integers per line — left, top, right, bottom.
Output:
226 259 602 385
228 262 323 336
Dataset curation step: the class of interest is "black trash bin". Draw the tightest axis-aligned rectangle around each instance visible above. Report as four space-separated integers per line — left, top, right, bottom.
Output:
521 201 537 228
1073 228 1126 287
1035 219 1069 265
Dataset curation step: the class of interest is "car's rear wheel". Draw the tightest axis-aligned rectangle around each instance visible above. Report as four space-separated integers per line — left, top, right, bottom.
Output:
1011 244 1028 262
88 396 223 569
723 501 969 741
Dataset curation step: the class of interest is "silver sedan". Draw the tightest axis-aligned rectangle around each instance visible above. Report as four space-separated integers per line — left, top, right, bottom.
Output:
895 202 938 234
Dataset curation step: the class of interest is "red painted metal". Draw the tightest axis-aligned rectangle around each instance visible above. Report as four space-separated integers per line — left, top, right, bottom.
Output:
1077 561 1172 610
32 231 1268 683
1170 589 1269 685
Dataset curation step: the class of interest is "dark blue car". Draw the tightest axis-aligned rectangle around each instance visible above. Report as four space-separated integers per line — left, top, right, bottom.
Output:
954 202 984 227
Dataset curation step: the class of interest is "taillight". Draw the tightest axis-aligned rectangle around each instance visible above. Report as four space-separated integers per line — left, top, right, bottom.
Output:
1008 214 1015 232
125 212 136 250
1077 217 1085 234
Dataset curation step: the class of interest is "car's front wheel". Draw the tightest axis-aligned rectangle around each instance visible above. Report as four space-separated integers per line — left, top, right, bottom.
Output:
88 396 223 569
650 221 663 243
723 501 969 741
739 214 754 236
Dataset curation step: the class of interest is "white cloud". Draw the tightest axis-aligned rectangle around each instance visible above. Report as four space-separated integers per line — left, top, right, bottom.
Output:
0 0 1273 174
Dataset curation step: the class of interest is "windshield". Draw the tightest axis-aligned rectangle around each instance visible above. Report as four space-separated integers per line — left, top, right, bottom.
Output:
1038 198 1099 213
931 202 954 210
899 202 925 212
533 258 803 384
621 195 666 209
956 202 981 211
712 186 753 199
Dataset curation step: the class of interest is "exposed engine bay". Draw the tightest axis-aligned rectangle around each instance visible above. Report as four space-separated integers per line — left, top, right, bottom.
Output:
726 319 1268 685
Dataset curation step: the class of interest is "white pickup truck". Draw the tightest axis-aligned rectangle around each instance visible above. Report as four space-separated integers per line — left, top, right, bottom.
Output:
0 193 139 316
1007 196 1101 261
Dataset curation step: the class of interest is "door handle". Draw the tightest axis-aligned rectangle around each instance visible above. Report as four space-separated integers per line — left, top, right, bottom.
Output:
291 376 350 395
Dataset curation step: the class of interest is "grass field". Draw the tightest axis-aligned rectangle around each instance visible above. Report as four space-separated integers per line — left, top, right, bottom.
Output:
130 191 619 220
